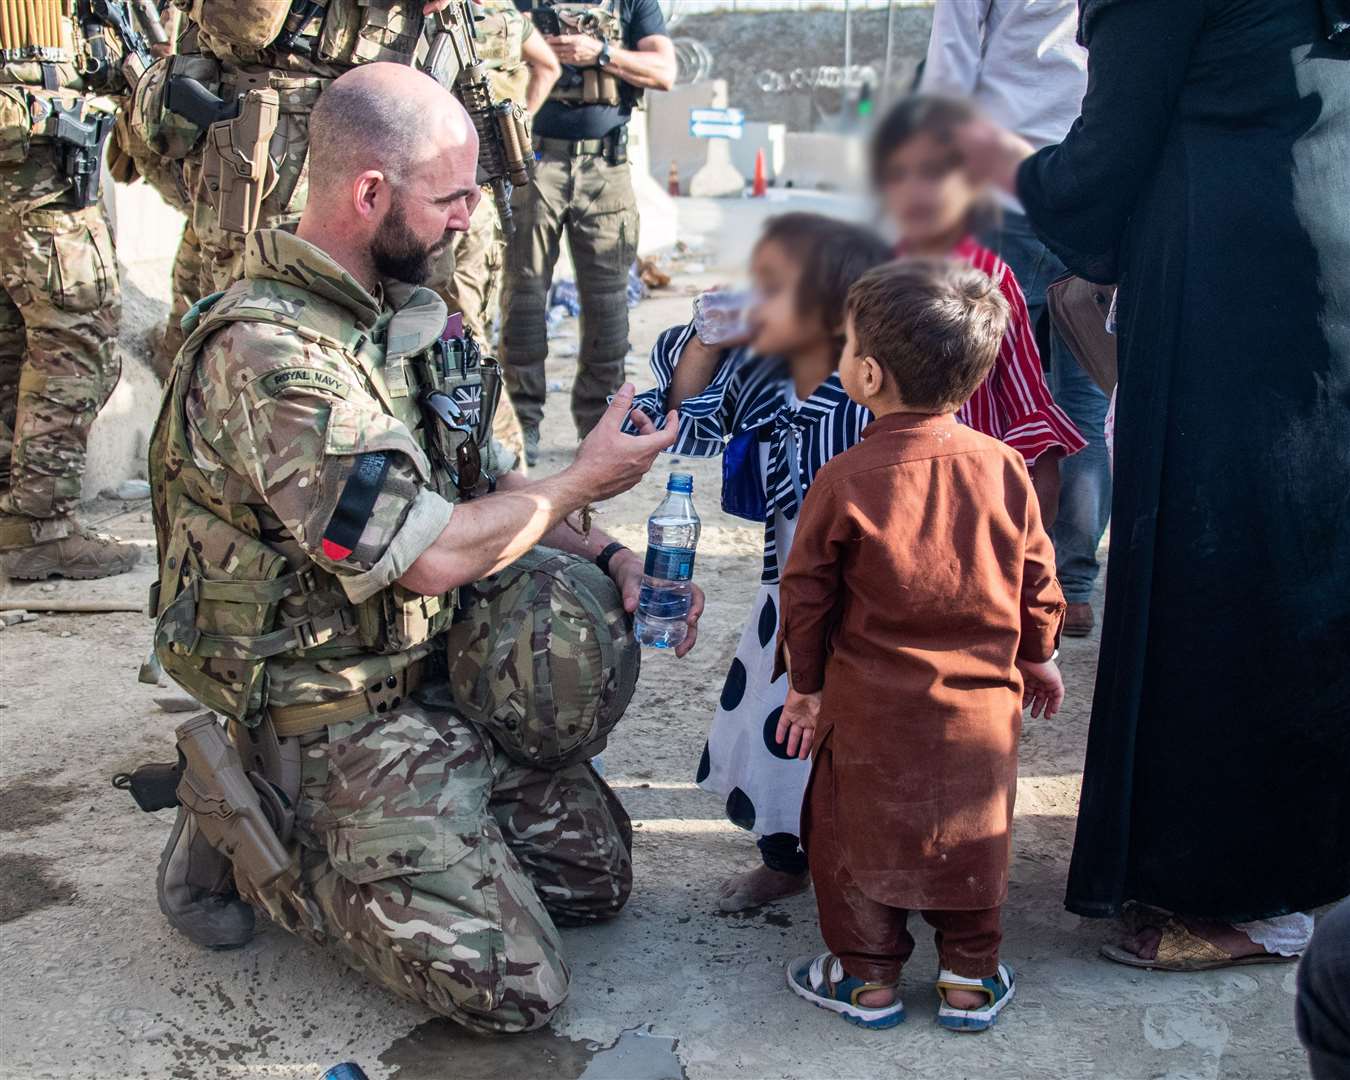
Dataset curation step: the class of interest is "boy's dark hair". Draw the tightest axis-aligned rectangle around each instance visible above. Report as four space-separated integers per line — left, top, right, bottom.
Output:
756 213 893 345
870 94 978 187
847 258 1010 412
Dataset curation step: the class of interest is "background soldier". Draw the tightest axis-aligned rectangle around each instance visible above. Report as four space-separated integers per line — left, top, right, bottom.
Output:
427 0 559 465
499 0 674 466
0 0 139 579
148 64 703 1032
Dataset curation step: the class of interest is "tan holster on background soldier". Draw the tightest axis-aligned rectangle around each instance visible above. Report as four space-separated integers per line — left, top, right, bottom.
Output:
200 86 279 233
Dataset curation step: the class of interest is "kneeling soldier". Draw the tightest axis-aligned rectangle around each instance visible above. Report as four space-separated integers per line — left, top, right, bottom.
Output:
144 63 701 1033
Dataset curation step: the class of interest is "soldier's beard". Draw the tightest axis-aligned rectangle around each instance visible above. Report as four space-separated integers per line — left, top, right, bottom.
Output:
371 198 436 285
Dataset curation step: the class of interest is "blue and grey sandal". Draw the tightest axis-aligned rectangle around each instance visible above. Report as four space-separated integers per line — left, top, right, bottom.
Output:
935 964 1015 1032
786 952 906 1030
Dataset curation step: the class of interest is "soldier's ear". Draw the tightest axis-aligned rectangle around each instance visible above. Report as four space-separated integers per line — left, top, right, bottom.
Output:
352 170 389 221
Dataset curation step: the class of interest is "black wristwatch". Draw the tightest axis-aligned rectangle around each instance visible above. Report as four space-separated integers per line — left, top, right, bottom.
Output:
595 541 628 576
596 41 612 67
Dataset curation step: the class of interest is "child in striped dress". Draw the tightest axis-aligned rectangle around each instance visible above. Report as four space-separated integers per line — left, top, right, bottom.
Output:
872 95 1086 520
632 214 892 912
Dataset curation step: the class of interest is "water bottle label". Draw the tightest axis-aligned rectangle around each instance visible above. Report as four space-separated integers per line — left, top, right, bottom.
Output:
644 544 695 582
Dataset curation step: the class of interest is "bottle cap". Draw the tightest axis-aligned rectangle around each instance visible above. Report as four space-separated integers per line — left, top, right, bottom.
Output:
667 472 693 493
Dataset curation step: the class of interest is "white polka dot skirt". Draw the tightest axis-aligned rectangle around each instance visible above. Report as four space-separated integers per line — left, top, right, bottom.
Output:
696 583 812 838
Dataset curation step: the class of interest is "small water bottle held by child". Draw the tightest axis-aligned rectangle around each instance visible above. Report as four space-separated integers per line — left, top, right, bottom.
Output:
692 289 755 346
636 472 701 649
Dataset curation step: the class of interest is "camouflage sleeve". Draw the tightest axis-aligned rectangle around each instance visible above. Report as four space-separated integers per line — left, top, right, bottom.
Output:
190 324 453 604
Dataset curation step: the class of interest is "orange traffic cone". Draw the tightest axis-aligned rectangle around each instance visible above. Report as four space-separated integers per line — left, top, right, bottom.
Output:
751 148 767 197
667 159 680 196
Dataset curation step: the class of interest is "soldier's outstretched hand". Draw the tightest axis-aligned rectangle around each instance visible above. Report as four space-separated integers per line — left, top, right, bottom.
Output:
570 384 677 503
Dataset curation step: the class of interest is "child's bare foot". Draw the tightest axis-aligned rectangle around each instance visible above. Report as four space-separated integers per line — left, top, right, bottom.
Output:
941 987 986 1009
717 865 810 912
856 985 899 1008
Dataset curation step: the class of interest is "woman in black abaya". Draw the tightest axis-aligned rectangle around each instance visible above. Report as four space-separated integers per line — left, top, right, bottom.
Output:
965 0 1350 969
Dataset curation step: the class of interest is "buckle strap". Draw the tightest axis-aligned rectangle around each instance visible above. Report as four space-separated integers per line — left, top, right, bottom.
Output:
186 603 355 660
537 136 606 157
268 660 426 737
195 567 317 604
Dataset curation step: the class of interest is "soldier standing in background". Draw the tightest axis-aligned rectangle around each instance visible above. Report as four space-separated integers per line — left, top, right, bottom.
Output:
499 0 674 466
427 0 559 463
0 0 140 579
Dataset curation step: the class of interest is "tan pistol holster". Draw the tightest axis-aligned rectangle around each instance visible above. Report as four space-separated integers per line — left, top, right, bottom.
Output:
201 86 279 233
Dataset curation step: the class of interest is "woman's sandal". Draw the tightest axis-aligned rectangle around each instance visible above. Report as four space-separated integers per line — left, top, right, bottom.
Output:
936 964 1016 1033
786 952 906 1030
1099 918 1297 972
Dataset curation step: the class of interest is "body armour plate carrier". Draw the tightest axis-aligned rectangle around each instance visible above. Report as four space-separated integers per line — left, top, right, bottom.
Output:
147 282 495 726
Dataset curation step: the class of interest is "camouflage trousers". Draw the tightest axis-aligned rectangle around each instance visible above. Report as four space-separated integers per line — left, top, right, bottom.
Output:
500 146 639 437
0 152 121 522
428 196 526 465
240 698 633 1034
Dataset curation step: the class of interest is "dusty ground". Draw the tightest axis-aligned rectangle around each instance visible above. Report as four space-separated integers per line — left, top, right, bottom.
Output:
0 194 1310 1080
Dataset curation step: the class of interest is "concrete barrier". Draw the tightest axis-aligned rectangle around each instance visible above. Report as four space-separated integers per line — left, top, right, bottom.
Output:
730 121 786 186
779 132 867 193
644 80 722 196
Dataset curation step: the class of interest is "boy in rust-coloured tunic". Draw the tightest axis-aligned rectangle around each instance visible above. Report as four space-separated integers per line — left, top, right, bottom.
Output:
775 259 1066 1033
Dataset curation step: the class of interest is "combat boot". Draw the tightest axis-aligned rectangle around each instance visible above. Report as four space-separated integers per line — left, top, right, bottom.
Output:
522 423 541 468
1 515 140 580
157 805 255 950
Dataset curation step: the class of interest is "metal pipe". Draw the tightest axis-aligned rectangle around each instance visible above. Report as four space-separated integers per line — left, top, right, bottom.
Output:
843 0 852 79
882 0 895 104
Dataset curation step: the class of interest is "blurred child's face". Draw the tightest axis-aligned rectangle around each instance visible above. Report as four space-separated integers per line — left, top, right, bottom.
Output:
879 130 980 249
747 238 830 356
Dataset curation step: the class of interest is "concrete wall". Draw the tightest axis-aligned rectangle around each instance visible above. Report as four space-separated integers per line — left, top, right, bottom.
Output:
645 80 723 196
729 121 786 185
779 132 867 193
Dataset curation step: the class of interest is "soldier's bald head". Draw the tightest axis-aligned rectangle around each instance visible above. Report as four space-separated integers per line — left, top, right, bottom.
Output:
308 63 477 197
298 62 482 288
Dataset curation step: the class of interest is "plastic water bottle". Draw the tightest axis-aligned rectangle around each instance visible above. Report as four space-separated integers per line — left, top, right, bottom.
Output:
636 472 702 649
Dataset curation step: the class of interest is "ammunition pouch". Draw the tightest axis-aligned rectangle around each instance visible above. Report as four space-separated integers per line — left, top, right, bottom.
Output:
0 84 32 164
131 53 222 160
153 502 356 724
200 85 280 233
189 0 290 52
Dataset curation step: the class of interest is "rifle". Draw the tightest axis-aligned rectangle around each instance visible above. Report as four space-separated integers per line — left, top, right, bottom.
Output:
77 0 154 89
424 0 533 236
166 76 280 233
48 98 115 208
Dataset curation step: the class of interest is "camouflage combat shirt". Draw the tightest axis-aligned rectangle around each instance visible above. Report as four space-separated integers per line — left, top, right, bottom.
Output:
160 229 512 710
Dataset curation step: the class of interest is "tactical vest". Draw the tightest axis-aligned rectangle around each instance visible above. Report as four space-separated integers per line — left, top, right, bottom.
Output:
184 0 423 70
474 2 529 108
0 1 120 172
148 276 501 726
545 0 625 107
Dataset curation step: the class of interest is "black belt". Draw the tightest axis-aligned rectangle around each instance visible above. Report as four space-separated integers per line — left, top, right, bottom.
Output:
536 134 615 158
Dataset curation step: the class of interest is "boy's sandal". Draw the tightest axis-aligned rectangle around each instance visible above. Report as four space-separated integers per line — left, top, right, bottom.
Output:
1099 918 1298 972
936 964 1015 1033
786 952 906 1030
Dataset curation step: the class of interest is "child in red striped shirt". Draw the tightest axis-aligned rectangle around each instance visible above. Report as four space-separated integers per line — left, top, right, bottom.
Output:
872 95 1085 521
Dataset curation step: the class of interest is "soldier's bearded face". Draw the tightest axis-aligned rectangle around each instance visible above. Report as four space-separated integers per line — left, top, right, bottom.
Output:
371 195 437 284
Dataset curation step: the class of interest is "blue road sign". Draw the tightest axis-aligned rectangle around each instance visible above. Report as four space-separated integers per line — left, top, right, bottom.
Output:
689 107 744 139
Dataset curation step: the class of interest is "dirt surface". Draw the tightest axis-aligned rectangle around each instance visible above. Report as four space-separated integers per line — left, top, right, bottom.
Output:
0 194 1309 1079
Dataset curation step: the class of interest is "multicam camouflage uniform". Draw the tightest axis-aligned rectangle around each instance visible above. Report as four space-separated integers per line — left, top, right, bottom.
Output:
149 228 632 1033
424 0 532 464
110 109 202 380
171 1 427 296
0 28 135 575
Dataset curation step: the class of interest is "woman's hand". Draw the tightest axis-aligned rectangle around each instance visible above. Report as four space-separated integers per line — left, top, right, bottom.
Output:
776 687 822 760
953 117 1036 197
1016 657 1065 719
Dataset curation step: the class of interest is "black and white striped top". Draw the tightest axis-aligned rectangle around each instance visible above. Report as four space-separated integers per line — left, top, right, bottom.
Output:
631 323 872 584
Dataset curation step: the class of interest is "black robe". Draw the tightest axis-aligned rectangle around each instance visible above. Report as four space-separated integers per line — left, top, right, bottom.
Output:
1019 0 1350 922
